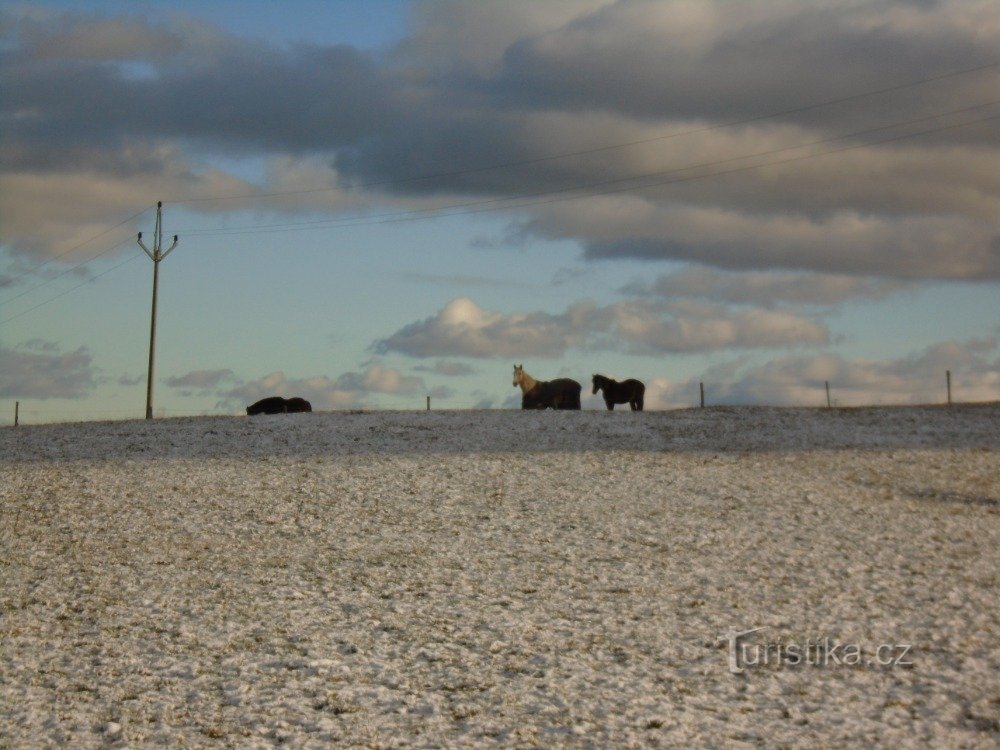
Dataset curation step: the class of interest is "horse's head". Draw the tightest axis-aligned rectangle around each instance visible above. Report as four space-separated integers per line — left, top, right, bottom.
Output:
512 364 522 387
592 374 601 394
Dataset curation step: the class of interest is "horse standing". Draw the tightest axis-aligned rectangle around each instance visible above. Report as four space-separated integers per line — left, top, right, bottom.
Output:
592 374 645 411
513 365 582 410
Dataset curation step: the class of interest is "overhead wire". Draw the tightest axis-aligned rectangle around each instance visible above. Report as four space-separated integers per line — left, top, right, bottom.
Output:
4 106 996 324
1 206 153 288
2 62 997 321
168 60 999 205
174 100 1000 238
0 251 143 326
0 236 137 308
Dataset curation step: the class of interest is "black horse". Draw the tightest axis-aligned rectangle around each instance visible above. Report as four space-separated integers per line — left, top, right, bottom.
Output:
514 365 582 410
592 374 645 411
246 396 313 415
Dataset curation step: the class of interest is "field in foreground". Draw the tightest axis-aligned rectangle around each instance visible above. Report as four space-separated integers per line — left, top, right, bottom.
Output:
2 405 998 748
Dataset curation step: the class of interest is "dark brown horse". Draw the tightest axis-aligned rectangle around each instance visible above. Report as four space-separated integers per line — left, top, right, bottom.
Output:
592 374 645 411
513 365 582 410
246 396 313 415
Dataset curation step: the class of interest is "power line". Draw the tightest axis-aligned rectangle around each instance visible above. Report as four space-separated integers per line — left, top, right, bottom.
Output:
174 101 1000 239
4 61 994 279
0 237 135 307
0 252 143 326
168 60 999 206
1 206 153 288
3 106 995 326
4 73 997 324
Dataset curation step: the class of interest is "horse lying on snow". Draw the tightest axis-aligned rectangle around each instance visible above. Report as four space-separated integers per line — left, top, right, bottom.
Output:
513 364 581 410
246 396 312 415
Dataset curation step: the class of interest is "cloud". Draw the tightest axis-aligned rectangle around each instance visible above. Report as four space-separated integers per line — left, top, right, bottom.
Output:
2 1 998 280
376 295 828 358
626 267 909 306
607 299 829 353
375 297 592 358
645 337 1000 408
0 341 98 399
165 368 236 389
488 1 999 124
333 363 424 394
220 364 425 410
413 361 477 376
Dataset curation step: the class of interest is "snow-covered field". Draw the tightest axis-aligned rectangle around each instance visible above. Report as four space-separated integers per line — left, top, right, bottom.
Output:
2 405 998 748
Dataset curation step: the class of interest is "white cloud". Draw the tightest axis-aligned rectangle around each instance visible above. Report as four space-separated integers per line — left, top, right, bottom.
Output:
377 295 829 359
375 297 592 358
647 338 1000 408
221 364 426 410
335 364 424 395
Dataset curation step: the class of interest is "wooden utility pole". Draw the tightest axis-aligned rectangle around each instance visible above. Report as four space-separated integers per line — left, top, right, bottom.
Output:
137 202 178 420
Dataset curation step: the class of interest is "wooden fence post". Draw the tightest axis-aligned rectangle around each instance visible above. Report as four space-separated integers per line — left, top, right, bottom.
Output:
14 401 18 427
946 370 952 406
426 396 431 411
825 381 831 409
699 382 705 408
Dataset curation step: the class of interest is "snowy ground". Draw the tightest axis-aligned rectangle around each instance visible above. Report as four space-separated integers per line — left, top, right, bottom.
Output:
2 405 998 748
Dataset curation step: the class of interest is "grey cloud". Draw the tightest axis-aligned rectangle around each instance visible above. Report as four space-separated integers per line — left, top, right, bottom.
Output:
413 361 477 376
490 0 996 124
222 371 363 410
0 341 97 399
1 11 393 166
626 267 909 306
220 365 424 411
607 299 829 353
3 2 999 281
583 215 1000 278
166 369 236 389
428 385 455 399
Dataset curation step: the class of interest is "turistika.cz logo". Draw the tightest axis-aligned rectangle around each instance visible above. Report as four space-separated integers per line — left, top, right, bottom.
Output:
722 627 914 675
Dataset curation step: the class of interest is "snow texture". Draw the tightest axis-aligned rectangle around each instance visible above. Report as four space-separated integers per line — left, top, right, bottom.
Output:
2 405 998 748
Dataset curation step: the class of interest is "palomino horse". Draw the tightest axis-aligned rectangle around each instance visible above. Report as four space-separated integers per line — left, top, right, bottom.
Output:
513 365 582 410
592 374 645 411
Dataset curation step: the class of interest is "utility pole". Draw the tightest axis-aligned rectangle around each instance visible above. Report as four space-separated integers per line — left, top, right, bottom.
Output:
137 202 178 419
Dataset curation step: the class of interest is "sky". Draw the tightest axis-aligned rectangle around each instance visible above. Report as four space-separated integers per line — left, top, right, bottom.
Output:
1 0 998 424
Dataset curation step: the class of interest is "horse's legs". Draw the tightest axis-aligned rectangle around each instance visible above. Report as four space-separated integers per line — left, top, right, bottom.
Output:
605 398 614 411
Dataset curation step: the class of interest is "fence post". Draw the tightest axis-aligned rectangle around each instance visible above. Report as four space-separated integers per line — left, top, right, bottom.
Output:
946 370 952 406
699 382 705 408
426 396 431 411
825 381 831 409
14 401 18 427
